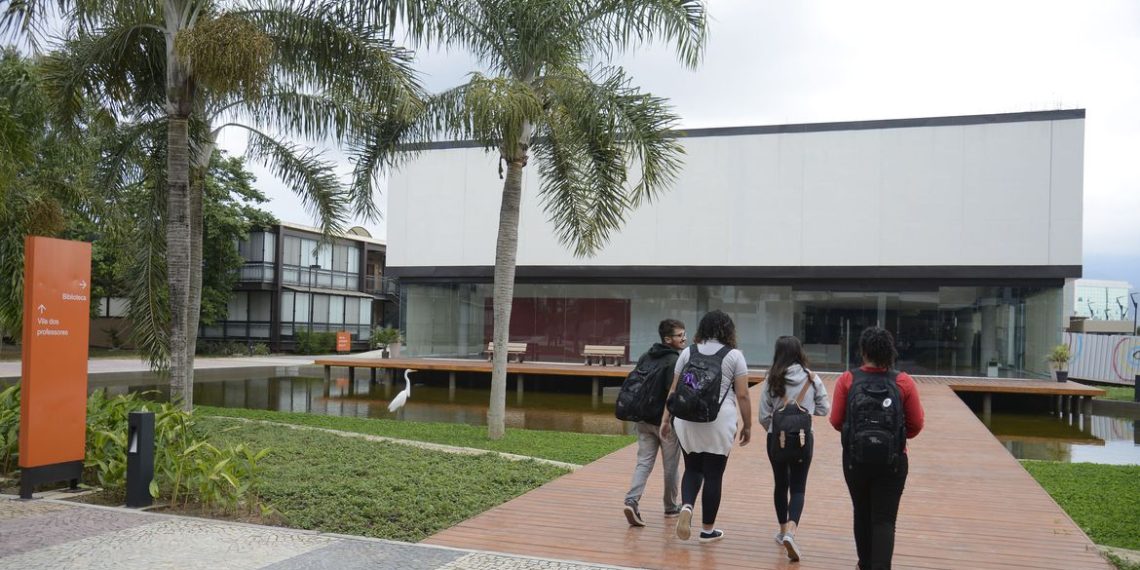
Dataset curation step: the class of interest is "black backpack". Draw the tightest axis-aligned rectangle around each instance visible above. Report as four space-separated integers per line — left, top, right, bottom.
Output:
842 368 906 467
614 353 674 424
768 374 817 464
666 345 732 423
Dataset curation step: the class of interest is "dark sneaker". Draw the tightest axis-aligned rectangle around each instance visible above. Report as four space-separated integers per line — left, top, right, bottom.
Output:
699 529 725 543
623 500 645 527
675 505 693 540
783 533 802 561
664 506 682 518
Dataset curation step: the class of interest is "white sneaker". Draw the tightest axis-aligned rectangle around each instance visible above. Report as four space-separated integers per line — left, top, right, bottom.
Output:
675 506 693 540
775 531 785 545
783 533 802 561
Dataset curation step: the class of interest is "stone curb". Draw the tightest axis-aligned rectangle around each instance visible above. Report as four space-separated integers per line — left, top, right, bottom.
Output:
206 416 582 471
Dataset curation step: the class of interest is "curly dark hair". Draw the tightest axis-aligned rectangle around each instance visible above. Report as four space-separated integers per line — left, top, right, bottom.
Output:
859 326 898 368
767 335 810 399
693 310 737 348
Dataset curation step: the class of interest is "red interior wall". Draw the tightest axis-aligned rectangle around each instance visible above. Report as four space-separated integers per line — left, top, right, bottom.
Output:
484 297 631 362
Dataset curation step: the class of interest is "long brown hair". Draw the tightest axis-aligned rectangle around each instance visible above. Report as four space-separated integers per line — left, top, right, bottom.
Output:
767 335 810 399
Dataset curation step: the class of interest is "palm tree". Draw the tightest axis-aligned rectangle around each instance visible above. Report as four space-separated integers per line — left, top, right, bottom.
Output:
3 0 421 409
355 0 708 439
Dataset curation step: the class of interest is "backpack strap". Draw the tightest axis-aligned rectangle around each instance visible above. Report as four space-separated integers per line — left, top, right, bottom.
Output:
777 368 814 410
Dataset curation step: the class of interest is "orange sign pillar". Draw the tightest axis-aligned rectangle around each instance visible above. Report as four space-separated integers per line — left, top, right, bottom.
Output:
19 236 92 499
336 331 352 353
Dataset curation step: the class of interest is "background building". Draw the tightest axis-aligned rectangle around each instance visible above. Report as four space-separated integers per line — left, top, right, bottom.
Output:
386 110 1085 378
200 222 397 351
1071 278 1133 320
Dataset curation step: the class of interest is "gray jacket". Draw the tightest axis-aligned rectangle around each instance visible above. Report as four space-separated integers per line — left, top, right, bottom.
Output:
758 364 830 432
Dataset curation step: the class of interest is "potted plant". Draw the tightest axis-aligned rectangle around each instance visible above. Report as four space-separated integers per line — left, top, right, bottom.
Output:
1046 343 1071 382
371 327 402 358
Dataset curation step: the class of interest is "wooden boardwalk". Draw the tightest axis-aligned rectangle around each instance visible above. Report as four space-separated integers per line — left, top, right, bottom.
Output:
424 378 1111 569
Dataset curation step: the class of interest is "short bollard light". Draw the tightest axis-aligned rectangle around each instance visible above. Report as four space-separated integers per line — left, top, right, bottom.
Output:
126 411 155 508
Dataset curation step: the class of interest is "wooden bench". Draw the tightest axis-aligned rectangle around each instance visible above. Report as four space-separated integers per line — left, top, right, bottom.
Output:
486 342 528 363
582 345 626 366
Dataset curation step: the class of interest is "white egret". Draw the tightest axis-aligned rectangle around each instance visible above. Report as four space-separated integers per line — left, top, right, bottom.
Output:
388 369 415 412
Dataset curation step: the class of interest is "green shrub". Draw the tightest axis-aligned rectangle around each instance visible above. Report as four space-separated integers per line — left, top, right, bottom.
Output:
370 326 401 349
250 342 271 356
294 330 335 354
2 386 268 513
0 384 19 473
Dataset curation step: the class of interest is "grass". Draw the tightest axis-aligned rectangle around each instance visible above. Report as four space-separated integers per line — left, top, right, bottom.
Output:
196 406 635 465
1106 553 1140 570
1021 461 1140 551
202 416 570 541
1098 386 1136 402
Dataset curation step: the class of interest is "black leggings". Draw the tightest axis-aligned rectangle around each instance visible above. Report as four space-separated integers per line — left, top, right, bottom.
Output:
768 434 813 525
843 454 909 570
680 451 728 525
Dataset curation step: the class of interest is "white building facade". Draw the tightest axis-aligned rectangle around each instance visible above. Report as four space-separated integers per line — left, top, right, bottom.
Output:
387 110 1085 378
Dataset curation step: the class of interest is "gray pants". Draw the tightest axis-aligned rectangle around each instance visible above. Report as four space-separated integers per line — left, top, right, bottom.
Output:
625 421 681 510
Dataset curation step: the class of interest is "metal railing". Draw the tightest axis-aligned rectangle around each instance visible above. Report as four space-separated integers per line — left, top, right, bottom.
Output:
363 276 399 297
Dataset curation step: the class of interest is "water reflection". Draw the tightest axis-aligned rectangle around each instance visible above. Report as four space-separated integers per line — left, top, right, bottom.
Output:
93 372 631 436
984 412 1139 465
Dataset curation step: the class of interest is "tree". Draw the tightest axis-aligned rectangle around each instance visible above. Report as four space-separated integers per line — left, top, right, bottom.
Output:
356 1 708 438
0 48 98 354
3 0 421 409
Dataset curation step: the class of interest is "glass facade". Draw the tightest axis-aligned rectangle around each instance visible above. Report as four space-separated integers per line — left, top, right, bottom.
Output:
205 228 380 347
400 282 1064 378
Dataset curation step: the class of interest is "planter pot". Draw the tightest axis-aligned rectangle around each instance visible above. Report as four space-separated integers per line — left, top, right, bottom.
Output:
1054 370 1068 383
986 364 999 378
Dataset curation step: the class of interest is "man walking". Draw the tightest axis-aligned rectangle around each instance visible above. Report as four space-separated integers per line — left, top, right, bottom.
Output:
623 319 687 526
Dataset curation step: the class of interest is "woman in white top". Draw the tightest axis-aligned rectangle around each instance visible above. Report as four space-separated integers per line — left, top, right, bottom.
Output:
660 310 752 544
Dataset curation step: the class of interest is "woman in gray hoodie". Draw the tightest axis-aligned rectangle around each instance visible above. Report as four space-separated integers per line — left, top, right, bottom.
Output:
759 335 830 562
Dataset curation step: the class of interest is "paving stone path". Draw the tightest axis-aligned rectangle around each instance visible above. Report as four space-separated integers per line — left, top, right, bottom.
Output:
0 496 636 570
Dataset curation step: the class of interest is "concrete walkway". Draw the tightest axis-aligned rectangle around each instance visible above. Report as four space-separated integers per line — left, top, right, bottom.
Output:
0 495 637 570
0 354 332 381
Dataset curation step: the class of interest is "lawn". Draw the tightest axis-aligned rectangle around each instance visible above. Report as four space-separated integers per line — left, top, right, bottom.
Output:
202 416 571 541
1021 461 1140 551
197 406 635 465
1097 386 1136 402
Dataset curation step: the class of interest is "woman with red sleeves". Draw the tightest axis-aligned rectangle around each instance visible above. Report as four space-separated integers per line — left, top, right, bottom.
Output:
830 327 925 570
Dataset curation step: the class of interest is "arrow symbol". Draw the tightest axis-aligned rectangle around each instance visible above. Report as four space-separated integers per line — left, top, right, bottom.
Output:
37 304 46 314
79 280 87 290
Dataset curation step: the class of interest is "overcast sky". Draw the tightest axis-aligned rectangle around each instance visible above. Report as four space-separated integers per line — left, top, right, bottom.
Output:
218 0 1140 289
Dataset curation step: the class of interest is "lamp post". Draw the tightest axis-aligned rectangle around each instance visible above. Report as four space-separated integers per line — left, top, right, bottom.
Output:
308 264 321 332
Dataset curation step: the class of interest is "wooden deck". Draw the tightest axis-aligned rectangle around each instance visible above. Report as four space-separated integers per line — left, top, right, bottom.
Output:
423 379 1112 569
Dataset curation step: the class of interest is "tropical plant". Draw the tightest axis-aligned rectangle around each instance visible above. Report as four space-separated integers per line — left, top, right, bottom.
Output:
0 48 99 341
83 389 269 512
2 0 423 410
353 0 708 438
0 384 19 474
1047 343 1072 370
370 326 401 349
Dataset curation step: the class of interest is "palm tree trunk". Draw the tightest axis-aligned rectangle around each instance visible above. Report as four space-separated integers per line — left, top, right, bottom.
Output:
186 140 213 383
166 114 192 410
488 156 525 440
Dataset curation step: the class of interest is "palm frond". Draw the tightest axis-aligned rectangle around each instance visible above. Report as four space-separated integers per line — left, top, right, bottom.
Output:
580 0 708 68
239 125 348 235
38 21 167 127
532 65 683 256
237 1 423 110
124 171 171 372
